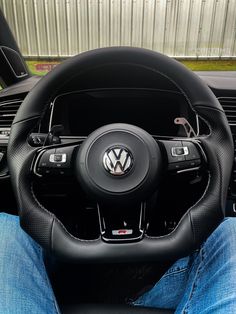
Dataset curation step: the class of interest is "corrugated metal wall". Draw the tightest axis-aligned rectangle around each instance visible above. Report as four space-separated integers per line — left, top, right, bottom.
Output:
0 0 235 59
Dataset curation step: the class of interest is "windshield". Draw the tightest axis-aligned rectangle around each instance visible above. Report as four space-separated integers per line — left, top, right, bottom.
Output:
0 0 236 77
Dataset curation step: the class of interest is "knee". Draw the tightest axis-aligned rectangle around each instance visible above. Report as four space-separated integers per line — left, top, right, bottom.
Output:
204 217 236 257
215 218 236 239
0 213 19 239
0 213 41 268
0 213 39 254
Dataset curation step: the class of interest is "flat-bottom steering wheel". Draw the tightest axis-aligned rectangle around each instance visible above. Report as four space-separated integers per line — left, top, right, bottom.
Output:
8 47 233 263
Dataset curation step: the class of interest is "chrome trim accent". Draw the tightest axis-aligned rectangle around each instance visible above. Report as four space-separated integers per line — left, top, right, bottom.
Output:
171 146 189 157
97 204 105 235
196 114 200 136
49 153 66 163
32 149 46 177
0 128 11 138
218 97 236 101
48 102 54 132
99 202 146 243
0 100 22 107
177 166 200 174
112 229 133 236
174 117 197 137
103 146 133 176
102 233 143 243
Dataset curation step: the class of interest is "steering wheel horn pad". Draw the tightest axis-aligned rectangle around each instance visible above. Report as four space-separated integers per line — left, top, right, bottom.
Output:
8 47 234 263
76 123 161 203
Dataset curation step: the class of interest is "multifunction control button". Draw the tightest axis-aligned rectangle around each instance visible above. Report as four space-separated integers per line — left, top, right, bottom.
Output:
49 153 67 163
171 146 189 157
182 141 200 161
36 146 76 176
160 140 201 171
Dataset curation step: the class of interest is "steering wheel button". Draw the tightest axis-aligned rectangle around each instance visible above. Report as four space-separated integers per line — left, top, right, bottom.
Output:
161 140 186 163
169 153 185 162
168 162 185 171
49 153 66 163
175 155 185 162
54 154 63 162
173 147 184 155
182 141 200 161
171 147 189 156
171 147 183 156
38 149 56 168
179 160 201 170
188 159 201 167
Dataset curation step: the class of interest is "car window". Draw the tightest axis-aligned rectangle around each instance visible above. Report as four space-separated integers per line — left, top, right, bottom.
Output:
0 0 235 77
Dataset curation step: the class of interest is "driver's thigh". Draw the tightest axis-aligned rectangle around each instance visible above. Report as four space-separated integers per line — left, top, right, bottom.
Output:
0 213 59 314
133 218 236 313
176 217 236 314
132 252 196 309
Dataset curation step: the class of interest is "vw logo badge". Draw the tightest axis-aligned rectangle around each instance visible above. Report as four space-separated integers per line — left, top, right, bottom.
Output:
103 146 133 176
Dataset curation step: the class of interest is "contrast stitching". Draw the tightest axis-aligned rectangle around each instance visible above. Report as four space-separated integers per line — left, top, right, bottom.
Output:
163 267 188 278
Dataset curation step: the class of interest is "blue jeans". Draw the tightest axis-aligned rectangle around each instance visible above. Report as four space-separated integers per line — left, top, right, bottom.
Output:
0 213 236 313
133 217 236 313
0 213 59 314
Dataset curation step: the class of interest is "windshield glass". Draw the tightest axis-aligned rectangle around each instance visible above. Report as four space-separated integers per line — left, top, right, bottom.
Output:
0 0 235 77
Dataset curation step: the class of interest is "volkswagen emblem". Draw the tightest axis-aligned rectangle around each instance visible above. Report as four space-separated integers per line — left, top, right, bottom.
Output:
103 146 133 176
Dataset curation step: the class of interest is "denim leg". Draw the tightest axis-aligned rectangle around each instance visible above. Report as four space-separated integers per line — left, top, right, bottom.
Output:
132 251 197 309
176 217 236 314
133 218 236 313
0 213 59 314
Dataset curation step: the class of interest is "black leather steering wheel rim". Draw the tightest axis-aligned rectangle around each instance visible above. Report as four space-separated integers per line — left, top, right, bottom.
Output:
8 47 233 263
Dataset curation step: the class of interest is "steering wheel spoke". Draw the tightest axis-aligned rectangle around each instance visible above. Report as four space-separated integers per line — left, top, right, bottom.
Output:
159 139 204 173
33 143 79 178
98 202 146 243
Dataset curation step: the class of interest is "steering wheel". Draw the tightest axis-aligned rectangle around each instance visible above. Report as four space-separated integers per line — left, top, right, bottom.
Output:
7 47 233 263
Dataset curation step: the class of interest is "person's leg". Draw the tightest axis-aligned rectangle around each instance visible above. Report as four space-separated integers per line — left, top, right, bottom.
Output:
132 253 196 310
0 213 60 314
133 218 236 313
175 217 236 313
